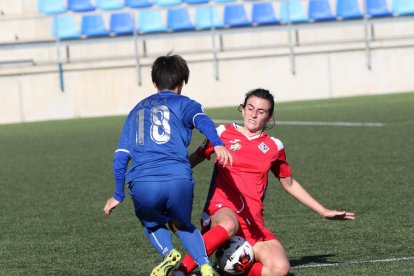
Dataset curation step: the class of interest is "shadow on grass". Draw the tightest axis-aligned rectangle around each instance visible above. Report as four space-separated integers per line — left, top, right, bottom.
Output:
290 254 338 267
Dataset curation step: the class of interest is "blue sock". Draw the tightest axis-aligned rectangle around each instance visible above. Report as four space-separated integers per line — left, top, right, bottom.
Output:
144 225 174 257
175 224 210 267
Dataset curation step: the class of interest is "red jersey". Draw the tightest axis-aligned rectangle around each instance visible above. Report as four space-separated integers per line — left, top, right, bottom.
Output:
199 124 291 208
198 124 292 244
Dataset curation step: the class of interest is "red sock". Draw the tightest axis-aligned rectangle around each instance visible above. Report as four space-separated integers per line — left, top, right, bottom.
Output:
247 262 263 276
179 225 229 273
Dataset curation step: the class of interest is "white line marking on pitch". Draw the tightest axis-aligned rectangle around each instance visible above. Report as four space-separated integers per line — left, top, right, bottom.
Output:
213 119 385 127
293 256 414 269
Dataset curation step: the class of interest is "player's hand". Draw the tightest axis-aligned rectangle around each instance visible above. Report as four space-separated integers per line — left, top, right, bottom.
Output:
323 210 355 220
213 145 233 167
103 197 120 216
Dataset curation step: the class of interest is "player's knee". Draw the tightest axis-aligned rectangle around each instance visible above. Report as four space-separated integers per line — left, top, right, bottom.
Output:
212 208 239 236
218 218 238 236
269 261 290 276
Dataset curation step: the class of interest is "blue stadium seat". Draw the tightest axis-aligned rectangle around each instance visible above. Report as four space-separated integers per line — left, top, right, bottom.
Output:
224 4 252 28
336 0 363 20
81 14 110 37
68 0 95 12
52 15 81 39
137 10 168 33
167 8 195 31
154 0 181 7
308 0 336 22
252 2 279 26
38 0 67 15
215 0 236 3
279 0 308 24
184 0 209 5
96 0 124 11
125 0 153 8
110 12 134 35
392 0 414 16
366 0 392 18
195 6 224 30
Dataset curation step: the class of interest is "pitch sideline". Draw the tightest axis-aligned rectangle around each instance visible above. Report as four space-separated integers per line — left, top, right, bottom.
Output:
292 256 414 269
213 119 385 127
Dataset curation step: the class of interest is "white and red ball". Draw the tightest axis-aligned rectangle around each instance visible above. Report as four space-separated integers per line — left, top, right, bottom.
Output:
215 236 255 275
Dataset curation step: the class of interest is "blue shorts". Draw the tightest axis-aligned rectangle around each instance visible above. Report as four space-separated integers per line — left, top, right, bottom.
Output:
129 178 195 228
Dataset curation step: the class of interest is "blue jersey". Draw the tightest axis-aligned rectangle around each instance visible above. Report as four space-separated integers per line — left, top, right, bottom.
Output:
112 90 224 202
118 90 203 183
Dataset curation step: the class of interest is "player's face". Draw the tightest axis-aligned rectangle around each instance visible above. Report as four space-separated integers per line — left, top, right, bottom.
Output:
242 96 272 133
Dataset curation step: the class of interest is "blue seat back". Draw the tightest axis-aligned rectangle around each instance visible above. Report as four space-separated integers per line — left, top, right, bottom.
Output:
154 0 182 7
137 10 167 33
81 14 110 37
167 8 195 31
252 2 279 26
39 0 67 15
68 0 95 12
52 15 81 39
184 0 209 5
125 0 153 8
195 6 224 30
366 0 392 17
392 0 414 16
336 0 363 19
279 0 308 23
215 0 236 3
110 12 134 35
308 0 336 21
96 0 124 10
224 4 252 27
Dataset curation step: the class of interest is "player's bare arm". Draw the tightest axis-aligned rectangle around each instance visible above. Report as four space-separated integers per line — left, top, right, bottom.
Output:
214 145 233 167
323 209 356 220
279 177 355 220
103 197 120 216
189 150 206 168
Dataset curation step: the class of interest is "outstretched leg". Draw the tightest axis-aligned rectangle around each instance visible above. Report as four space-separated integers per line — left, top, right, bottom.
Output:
252 239 290 276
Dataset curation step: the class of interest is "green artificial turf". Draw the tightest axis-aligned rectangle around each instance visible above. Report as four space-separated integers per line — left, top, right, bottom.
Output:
0 92 413 275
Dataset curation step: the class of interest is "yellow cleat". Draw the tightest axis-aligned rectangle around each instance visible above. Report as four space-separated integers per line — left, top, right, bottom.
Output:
150 249 182 276
200 264 219 276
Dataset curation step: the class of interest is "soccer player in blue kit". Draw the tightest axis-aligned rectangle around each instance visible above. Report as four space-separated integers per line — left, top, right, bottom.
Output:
103 54 232 276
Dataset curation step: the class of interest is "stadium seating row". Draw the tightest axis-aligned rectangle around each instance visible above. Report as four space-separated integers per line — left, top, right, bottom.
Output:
39 0 414 16
40 0 235 14
47 0 414 39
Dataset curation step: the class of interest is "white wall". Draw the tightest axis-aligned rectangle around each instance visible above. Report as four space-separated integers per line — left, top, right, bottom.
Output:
2 45 413 125
1 0 414 124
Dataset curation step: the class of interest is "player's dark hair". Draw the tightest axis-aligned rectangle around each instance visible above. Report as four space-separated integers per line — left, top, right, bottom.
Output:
240 88 275 117
151 54 190 91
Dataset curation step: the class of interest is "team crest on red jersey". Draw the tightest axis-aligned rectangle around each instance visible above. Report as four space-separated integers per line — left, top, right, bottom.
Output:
258 142 269 153
229 142 241 151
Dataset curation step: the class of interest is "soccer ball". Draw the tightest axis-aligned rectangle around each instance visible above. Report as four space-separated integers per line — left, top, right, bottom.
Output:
215 236 254 275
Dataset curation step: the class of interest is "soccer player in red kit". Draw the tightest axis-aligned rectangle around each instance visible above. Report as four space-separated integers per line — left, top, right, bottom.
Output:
175 88 355 276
